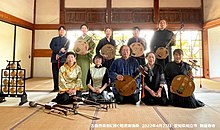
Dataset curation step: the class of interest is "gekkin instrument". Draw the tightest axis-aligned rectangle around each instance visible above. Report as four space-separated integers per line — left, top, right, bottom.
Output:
171 60 199 97
155 24 184 59
115 65 147 96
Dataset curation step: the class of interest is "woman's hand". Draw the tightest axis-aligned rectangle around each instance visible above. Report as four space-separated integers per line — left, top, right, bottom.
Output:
116 75 124 81
60 48 66 53
95 88 103 94
67 89 76 95
170 86 175 93
156 88 162 97
91 87 97 93
149 89 157 97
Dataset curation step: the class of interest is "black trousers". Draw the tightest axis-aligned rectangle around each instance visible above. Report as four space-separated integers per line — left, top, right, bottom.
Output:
141 88 168 106
52 91 82 105
114 92 140 105
52 62 64 90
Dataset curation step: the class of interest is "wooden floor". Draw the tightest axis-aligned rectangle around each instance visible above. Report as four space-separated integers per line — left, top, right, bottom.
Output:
0 78 220 130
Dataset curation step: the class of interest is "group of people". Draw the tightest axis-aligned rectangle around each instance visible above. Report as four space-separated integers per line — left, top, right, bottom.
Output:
49 19 204 108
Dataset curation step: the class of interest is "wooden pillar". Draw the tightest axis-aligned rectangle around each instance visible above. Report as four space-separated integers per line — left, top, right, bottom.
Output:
60 0 65 24
106 0 112 24
154 0 159 23
202 28 210 78
31 0 37 78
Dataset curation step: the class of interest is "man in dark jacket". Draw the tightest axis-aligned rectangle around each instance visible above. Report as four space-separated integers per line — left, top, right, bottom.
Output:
50 26 70 92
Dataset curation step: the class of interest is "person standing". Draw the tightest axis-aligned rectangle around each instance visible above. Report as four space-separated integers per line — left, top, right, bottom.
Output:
127 26 147 66
50 26 70 92
150 19 175 69
96 27 116 70
76 24 96 90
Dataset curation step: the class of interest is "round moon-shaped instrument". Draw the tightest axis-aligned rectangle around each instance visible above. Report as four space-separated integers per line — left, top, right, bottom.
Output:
100 44 116 60
171 75 195 97
73 39 89 55
115 75 137 96
129 42 144 57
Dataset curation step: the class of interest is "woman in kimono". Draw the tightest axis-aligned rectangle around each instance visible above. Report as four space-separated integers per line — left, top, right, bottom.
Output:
164 49 205 108
86 54 111 101
96 27 116 70
141 52 168 105
52 52 83 104
76 24 96 90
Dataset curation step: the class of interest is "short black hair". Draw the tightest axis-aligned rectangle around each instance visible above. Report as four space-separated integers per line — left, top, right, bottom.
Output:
104 27 112 31
132 26 140 31
119 45 132 56
158 19 167 24
145 52 156 57
66 51 76 58
93 54 104 64
173 49 183 55
80 24 89 29
58 26 66 30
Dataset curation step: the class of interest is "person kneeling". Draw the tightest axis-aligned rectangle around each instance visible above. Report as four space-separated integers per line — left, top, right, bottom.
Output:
109 45 141 104
86 55 113 102
52 52 83 104
141 52 168 106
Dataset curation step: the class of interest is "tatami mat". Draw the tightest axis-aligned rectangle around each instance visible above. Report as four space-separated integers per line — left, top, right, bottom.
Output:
94 105 169 130
0 78 220 130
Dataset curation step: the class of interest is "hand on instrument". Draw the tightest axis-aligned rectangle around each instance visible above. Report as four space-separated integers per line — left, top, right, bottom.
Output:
155 90 162 97
170 86 175 93
101 54 108 59
116 75 124 81
56 54 60 60
60 48 66 53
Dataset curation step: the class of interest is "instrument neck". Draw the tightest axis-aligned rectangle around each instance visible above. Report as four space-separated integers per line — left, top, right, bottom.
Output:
165 24 184 48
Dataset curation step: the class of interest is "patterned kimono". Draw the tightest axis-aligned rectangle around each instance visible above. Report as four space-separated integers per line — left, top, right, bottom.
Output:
52 62 83 104
76 35 96 90
59 63 83 92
